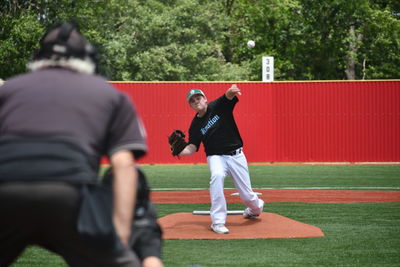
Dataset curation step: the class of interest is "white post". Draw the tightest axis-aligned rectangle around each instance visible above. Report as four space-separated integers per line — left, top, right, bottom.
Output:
262 56 274 82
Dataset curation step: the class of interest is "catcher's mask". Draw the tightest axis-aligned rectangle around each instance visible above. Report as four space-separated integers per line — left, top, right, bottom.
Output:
30 22 98 73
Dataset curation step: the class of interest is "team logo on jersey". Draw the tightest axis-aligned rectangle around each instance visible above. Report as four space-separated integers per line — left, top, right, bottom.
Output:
200 115 220 135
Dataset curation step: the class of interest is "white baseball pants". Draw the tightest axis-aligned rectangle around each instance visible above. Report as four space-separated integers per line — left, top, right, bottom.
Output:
206 149 263 225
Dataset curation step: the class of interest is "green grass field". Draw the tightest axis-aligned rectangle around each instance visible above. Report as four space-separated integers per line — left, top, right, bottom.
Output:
11 165 400 267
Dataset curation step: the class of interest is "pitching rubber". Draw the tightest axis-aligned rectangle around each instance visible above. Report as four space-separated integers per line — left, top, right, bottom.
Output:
192 210 244 215
230 192 262 196
192 192 262 215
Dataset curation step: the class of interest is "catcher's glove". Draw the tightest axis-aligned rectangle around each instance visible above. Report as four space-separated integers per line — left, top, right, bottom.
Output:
168 130 188 156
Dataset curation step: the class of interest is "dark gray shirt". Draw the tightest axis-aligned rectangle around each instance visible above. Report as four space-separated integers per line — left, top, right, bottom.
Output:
0 67 147 163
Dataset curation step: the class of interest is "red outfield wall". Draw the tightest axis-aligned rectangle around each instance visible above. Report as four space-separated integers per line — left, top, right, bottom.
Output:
110 81 400 164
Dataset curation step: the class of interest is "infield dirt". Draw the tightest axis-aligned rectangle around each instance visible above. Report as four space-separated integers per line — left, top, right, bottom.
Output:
154 189 400 239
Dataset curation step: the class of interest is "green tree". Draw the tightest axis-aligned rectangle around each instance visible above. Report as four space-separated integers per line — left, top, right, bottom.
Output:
225 0 304 80
360 1 400 79
0 0 399 81
0 2 43 78
101 0 248 81
226 0 400 80
0 0 102 79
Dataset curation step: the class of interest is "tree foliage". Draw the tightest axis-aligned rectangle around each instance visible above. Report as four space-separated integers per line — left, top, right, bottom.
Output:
0 0 399 81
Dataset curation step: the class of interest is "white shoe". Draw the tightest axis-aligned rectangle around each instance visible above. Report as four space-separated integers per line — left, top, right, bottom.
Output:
211 223 229 234
259 199 265 212
243 199 265 219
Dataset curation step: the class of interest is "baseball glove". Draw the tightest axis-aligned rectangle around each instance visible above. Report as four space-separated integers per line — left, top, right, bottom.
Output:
168 130 188 156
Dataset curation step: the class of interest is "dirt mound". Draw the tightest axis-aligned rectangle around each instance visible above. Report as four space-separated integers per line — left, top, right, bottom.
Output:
159 212 325 240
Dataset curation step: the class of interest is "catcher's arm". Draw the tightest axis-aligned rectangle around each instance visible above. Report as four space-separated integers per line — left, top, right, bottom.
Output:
110 150 137 246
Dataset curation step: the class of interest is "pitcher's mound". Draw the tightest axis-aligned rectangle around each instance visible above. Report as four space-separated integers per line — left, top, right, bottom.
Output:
159 212 324 239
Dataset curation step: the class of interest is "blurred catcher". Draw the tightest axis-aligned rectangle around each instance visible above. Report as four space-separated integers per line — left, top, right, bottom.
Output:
0 22 163 267
102 167 163 267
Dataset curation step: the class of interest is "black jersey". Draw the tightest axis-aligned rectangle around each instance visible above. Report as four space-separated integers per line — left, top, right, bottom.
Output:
188 94 243 156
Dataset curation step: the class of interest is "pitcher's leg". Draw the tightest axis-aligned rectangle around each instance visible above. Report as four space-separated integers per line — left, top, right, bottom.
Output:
207 155 228 225
227 153 263 214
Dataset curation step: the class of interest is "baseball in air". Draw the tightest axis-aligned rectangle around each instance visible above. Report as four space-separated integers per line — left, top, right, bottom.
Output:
247 40 255 48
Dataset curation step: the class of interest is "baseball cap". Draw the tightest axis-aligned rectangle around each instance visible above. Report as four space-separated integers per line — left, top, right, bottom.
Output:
35 22 96 61
187 89 206 102
29 22 98 74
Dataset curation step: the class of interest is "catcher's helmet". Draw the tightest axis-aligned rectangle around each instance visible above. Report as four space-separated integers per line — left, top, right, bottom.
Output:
32 22 98 73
